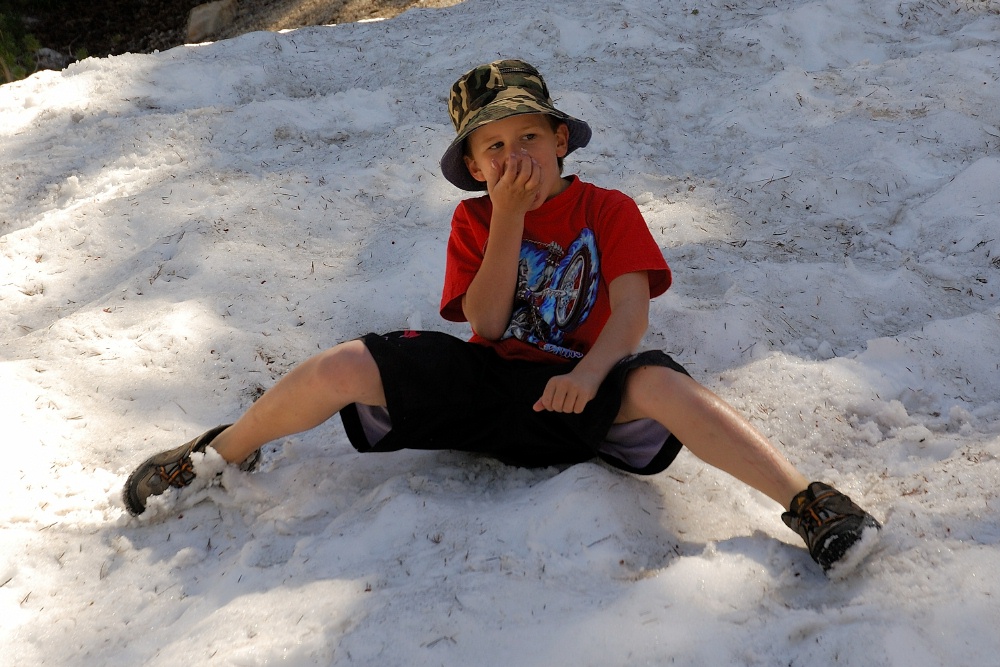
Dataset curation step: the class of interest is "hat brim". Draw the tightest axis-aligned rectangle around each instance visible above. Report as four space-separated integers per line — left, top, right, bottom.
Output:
440 109 592 191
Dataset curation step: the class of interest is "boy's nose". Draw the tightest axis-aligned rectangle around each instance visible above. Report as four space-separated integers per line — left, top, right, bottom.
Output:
507 145 530 161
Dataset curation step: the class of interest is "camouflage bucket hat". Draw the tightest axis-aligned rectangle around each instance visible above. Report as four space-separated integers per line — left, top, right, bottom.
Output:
440 59 592 191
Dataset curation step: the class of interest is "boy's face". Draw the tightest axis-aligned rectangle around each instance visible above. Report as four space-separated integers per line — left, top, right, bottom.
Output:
463 113 570 207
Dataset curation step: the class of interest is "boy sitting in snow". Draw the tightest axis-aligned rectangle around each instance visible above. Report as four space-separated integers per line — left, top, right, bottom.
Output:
123 59 880 575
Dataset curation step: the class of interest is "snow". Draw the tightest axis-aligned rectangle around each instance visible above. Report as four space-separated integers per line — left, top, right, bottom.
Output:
2 0 1000 664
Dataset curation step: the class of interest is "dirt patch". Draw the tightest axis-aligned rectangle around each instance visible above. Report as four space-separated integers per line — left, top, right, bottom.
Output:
219 0 463 40
22 0 463 60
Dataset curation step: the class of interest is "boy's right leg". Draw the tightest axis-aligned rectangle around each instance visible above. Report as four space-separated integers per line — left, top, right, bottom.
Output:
123 339 385 515
210 340 385 463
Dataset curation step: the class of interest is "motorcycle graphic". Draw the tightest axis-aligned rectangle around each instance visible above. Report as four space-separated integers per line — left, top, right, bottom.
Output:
506 229 600 356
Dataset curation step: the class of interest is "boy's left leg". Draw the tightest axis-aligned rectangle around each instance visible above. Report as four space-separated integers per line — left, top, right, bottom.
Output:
617 364 807 507
618 365 880 573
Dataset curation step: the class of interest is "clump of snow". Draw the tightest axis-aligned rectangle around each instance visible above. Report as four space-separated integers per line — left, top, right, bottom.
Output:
827 524 883 581
2 0 1000 665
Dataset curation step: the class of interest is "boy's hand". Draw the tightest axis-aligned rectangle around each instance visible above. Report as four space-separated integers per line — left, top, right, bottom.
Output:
533 367 603 414
486 150 544 216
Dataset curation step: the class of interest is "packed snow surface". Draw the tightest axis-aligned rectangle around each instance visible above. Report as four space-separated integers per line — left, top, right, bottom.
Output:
2 0 999 665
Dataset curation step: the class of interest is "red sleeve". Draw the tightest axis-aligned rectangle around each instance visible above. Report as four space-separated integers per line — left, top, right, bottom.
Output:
592 191 672 297
439 198 490 322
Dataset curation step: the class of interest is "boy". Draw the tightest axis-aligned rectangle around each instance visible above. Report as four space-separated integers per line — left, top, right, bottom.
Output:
123 59 881 575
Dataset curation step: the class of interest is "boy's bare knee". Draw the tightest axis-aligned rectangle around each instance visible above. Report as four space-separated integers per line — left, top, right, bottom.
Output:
312 340 385 405
619 365 690 421
631 364 688 394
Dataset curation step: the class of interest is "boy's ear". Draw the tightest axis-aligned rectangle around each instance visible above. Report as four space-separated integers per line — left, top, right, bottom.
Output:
463 154 488 184
555 122 570 158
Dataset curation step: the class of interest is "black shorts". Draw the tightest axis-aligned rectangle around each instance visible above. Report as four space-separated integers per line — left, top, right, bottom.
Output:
339 331 689 475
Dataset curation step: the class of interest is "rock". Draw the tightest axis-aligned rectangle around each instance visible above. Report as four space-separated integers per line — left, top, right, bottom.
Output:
187 0 239 43
35 48 71 70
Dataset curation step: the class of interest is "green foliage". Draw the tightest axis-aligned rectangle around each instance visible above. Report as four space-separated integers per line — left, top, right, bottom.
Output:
0 10 32 83
23 30 38 52
0 0 75 83
8 0 71 12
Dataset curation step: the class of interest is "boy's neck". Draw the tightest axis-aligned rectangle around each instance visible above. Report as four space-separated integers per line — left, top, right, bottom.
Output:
545 176 573 201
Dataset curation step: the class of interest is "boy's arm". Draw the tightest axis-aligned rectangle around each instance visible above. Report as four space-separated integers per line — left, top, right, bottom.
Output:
533 270 650 414
462 152 544 339
460 209 522 339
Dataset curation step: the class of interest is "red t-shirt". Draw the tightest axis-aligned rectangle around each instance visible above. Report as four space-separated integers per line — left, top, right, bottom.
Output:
440 176 671 363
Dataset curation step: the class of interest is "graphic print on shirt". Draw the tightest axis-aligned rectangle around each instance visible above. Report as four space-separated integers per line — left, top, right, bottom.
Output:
504 228 600 359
